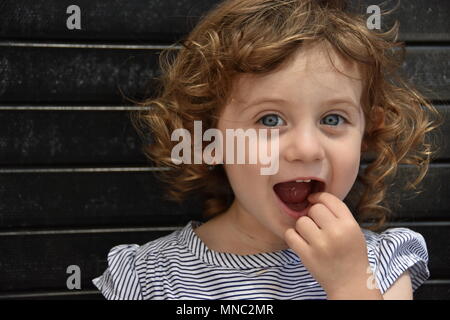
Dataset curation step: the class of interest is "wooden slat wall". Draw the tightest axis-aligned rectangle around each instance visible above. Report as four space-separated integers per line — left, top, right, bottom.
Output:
0 0 449 300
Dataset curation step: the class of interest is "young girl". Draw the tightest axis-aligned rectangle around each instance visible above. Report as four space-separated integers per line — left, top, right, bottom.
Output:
92 0 443 299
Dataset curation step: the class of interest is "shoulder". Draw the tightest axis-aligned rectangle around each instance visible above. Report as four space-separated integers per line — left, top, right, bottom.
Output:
361 227 430 295
137 226 186 258
92 223 190 300
92 243 144 299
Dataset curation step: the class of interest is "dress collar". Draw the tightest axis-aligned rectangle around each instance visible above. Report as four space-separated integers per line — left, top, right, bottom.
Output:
178 220 301 269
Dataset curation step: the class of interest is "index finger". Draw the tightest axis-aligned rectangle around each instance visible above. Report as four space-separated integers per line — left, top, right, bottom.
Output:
307 192 350 219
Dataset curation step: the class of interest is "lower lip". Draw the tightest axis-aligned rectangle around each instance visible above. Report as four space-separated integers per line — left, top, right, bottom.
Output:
274 192 313 220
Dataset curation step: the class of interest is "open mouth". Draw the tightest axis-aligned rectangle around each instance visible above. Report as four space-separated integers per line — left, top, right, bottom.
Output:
273 179 325 213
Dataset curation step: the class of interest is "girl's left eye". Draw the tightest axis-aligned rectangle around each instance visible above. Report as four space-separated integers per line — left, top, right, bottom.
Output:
321 114 348 126
258 114 286 127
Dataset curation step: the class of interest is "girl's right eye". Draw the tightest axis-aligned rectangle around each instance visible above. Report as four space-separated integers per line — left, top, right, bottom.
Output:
257 114 286 127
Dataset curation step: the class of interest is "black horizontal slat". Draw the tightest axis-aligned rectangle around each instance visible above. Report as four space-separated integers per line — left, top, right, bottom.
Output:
364 0 450 42
0 46 161 103
0 0 448 43
0 46 448 103
0 105 447 165
0 290 104 300
0 0 215 44
0 170 205 229
0 224 447 293
413 281 450 300
0 109 148 165
371 164 450 222
0 229 169 292
0 164 448 229
398 47 450 101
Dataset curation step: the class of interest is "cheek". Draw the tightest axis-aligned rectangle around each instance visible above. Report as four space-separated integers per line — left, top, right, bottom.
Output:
332 145 361 200
223 164 267 201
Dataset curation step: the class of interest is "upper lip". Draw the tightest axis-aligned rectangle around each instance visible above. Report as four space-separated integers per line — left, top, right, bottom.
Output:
273 176 326 192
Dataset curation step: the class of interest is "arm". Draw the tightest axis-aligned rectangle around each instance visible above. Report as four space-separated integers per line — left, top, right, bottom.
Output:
325 265 384 300
382 270 413 300
326 269 413 300
328 270 413 300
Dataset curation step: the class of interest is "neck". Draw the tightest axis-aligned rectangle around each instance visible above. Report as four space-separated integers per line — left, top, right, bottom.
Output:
221 200 289 254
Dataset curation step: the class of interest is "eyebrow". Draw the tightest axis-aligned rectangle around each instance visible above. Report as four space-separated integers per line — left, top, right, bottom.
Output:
321 98 361 112
240 98 289 113
242 96 360 112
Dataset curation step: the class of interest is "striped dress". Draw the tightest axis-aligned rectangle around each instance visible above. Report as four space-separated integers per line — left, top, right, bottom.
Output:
92 220 430 299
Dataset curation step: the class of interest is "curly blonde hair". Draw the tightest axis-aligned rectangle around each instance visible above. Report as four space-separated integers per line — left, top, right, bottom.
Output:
131 0 444 232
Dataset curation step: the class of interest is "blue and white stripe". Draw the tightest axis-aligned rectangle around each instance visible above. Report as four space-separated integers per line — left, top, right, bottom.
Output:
363 227 430 294
92 220 430 300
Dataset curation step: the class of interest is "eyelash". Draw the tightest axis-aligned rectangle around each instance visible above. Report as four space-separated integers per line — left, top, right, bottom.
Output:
256 113 349 127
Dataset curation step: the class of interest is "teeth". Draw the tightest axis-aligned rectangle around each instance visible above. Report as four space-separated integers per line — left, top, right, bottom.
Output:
295 179 311 183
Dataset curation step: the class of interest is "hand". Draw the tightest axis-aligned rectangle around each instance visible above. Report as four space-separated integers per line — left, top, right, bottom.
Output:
284 192 373 297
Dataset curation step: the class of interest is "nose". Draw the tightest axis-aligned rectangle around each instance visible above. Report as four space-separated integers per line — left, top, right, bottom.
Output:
282 122 325 163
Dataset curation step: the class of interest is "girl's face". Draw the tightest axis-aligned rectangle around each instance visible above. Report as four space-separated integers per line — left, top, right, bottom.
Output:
217 40 366 250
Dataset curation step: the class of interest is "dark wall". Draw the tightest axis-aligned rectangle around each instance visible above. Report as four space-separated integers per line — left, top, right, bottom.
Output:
0 0 449 299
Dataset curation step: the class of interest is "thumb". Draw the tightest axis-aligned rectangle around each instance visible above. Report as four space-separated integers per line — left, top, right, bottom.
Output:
307 192 319 203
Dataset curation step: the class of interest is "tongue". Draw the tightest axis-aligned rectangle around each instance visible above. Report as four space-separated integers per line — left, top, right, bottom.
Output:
274 181 312 204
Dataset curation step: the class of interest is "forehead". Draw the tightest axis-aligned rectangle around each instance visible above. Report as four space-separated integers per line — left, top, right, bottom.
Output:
230 40 363 106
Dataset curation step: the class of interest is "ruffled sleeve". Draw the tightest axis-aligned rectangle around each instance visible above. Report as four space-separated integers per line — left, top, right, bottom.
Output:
92 244 144 300
365 227 430 295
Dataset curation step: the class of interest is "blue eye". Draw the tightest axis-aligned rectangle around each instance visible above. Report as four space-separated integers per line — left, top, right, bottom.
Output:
258 114 285 127
321 114 347 126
